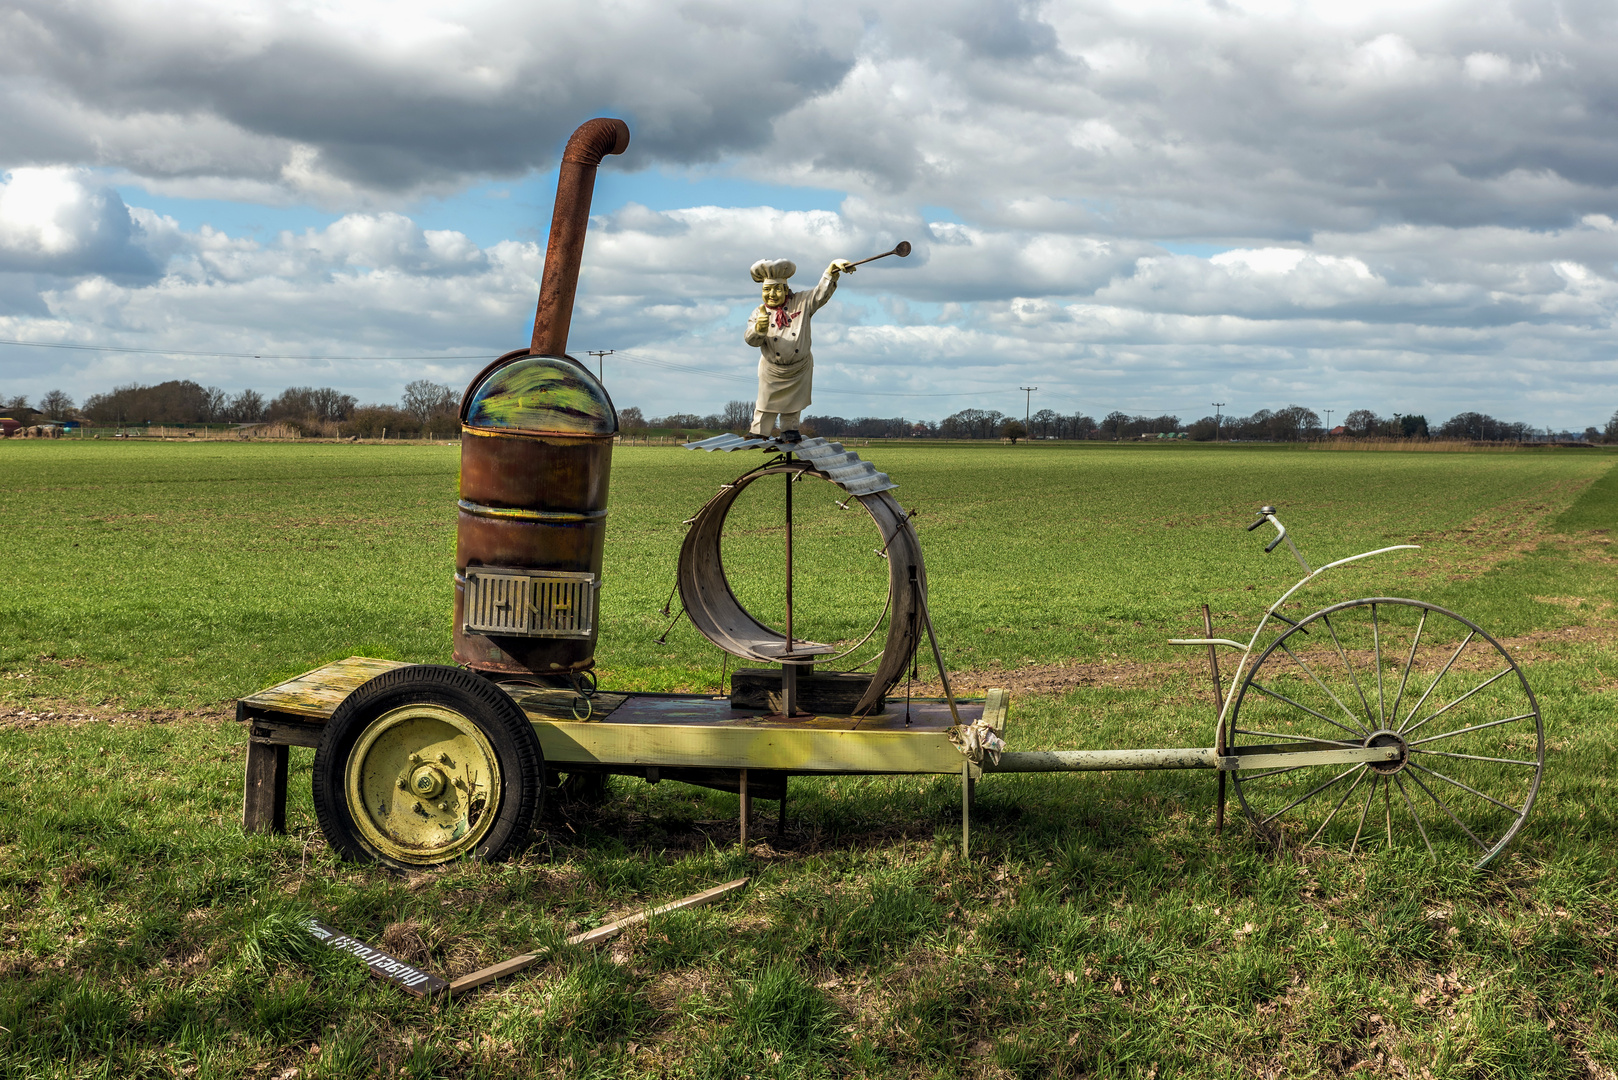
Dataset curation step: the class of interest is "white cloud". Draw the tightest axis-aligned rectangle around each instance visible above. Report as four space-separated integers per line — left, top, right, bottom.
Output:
2 0 1618 427
3 198 1617 427
0 168 158 278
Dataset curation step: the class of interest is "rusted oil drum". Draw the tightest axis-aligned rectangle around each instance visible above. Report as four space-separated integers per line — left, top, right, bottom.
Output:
453 349 617 678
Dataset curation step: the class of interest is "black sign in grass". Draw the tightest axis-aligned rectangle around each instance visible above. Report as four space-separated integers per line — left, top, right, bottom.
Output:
306 918 448 997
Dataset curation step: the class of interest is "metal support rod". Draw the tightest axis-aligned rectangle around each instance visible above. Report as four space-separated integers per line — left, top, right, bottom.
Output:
1204 604 1227 834
777 779 788 834
782 663 798 719
782 464 797 717
988 747 1222 772
784 464 793 648
916 584 963 727
739 768 750 848
986 744 1395 774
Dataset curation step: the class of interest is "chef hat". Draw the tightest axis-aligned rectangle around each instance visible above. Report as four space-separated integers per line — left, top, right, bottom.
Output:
750 258 796 284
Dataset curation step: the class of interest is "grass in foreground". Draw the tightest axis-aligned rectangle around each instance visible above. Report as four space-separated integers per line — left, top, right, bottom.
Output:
0 441 1614 1077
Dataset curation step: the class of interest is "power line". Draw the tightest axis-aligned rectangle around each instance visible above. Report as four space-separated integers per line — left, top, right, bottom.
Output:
0 333 1234 415
610 348 1022 399
0 336 497 363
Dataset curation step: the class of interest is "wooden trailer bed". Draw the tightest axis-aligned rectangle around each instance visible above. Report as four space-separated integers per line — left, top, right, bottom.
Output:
238 657 990 836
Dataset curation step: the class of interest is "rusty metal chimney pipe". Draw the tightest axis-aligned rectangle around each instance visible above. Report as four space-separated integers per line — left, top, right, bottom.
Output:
531 118 631 356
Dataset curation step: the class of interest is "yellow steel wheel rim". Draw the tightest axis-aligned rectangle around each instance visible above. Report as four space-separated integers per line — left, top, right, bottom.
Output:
344 703 503 866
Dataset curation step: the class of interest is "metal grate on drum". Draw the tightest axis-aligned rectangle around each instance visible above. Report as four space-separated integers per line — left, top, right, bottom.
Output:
464 569 598 638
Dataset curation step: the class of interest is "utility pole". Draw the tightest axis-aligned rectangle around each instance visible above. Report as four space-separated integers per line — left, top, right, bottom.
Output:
1212 403 1225 441
1020 386 1037 433
587 349 614 382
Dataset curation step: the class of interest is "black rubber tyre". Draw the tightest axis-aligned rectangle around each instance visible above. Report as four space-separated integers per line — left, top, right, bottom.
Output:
313 664 544 870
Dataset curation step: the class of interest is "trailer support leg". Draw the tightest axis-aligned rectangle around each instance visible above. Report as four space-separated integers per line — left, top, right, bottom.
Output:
961 762 971 860
1203 603 1228 836
243 739 288 835
739 768 751 848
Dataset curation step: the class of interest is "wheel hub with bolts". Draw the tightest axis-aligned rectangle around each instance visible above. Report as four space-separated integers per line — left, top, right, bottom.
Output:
409 764 448 799
1363 729 1409 775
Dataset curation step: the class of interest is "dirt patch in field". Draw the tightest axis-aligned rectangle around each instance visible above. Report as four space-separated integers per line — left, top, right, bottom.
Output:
4 620 1613 725
1408 481 1592 580
906 656 1205 698
907 623 1618 700
0 701 227 731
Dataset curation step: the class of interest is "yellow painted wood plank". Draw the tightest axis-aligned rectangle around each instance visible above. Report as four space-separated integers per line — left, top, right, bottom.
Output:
532 718 965 774
240 657 410 720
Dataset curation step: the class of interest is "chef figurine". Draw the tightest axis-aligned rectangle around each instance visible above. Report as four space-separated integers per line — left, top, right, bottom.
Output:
745 256 855 441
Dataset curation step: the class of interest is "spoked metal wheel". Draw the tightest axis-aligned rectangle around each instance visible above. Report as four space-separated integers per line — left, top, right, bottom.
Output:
1230 599 1543 867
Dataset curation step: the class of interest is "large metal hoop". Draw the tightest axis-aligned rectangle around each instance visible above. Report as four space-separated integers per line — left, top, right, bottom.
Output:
676 459 926 715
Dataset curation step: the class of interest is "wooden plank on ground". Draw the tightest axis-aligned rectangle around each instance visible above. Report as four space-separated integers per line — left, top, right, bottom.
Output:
447 877 750 998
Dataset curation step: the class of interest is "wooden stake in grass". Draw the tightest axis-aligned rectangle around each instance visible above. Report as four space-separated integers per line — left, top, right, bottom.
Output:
447 877 750 998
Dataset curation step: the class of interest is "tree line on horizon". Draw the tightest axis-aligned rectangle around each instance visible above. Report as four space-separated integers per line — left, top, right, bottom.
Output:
627 401 1618 443
6 386 1615 443
4 380 463 438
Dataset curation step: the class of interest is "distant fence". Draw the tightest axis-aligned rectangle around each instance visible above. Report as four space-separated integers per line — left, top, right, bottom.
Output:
39 424 462 441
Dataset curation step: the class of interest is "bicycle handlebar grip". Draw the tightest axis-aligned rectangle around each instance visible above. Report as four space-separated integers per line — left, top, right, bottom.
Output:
1246 516 1267 532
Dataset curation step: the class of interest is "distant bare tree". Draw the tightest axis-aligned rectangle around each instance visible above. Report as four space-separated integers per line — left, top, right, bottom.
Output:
402 380 456 423
228 389 266 423
200 386 229 423
39 390 74 420
1100 410 1130 438
1271 405 1321 441
268 386 356 422
1343 409 1380 436
617 406 646 431
310 387 357 421
720 400 753 431
5 394 27 409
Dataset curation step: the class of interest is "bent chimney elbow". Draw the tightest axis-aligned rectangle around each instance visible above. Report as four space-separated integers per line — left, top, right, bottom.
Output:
531 118 631 357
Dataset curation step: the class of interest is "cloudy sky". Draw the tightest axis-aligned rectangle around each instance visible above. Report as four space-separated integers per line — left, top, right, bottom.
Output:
3 0 1617 428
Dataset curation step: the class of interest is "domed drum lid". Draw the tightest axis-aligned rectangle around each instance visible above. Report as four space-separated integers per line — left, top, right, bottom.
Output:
462 352 617 436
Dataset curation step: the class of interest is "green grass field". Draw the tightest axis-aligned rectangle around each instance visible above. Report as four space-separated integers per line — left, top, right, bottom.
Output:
1 440 1615 1078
